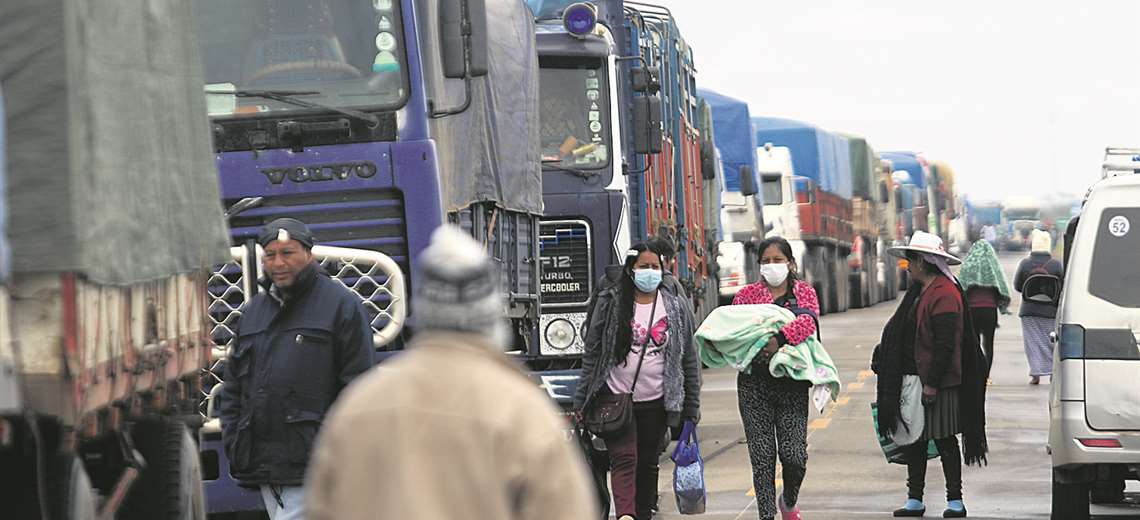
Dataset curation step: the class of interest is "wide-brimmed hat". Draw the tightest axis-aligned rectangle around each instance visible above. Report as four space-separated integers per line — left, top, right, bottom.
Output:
889 230 962 265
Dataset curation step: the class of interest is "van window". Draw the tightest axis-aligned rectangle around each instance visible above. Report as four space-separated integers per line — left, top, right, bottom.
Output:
1088 208 1140 308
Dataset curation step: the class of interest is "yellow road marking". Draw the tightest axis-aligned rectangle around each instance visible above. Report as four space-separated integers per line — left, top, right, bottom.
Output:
847 381 865 390
858 370 875 380
809 417 831 430
836 396 851 406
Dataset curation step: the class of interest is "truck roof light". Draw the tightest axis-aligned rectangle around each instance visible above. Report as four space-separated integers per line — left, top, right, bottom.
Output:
563 3 598 38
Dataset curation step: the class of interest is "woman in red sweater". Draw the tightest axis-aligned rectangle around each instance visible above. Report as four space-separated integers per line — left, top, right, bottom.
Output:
731 237 820 520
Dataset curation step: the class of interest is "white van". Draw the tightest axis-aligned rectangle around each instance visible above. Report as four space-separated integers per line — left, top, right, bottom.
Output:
1049 172 1140 519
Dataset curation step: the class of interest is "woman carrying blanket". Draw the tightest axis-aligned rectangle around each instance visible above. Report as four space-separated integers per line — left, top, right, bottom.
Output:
956 240 1011 382
730 237 820 520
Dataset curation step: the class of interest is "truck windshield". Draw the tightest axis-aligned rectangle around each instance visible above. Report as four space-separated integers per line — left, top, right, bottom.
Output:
192 0 408 117
540 57 611 171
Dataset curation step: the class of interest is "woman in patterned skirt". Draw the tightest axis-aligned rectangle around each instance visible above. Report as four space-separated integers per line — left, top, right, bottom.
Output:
731 237 820 520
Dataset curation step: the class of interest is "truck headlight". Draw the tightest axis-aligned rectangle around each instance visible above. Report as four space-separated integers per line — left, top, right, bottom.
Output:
544 319 577 351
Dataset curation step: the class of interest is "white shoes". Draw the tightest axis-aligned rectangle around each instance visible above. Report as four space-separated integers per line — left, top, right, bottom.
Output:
618 516 636 520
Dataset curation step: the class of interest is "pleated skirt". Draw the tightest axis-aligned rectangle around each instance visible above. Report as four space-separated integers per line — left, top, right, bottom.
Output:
923 386 961 441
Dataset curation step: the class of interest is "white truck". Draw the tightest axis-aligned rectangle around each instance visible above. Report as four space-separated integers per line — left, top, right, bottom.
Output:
0 1 231 518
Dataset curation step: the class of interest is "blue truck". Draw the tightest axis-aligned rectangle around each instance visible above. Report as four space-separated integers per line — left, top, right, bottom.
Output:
191 0 543 514
698 88 765 305
525 0 721 405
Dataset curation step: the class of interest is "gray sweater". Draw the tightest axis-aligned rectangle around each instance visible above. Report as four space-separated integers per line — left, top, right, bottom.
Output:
574 285 701 427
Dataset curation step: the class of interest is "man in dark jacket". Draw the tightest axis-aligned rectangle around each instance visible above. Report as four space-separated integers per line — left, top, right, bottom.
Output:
219 218 373 519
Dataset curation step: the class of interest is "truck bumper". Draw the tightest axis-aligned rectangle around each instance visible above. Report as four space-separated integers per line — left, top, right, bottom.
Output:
200 428 265 514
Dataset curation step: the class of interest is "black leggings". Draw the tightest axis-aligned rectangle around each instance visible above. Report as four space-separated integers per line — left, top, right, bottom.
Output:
971 307 998 378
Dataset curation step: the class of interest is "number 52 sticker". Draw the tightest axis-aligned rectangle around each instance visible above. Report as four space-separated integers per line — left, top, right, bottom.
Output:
1108 215 1130 237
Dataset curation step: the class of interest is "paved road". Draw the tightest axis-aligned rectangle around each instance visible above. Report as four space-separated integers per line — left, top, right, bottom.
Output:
649 253 1140 520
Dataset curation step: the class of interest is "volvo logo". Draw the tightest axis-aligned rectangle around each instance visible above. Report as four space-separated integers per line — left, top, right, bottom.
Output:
260 162 378 185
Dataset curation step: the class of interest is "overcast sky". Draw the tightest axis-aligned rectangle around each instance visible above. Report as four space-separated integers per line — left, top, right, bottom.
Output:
650 0 1140 200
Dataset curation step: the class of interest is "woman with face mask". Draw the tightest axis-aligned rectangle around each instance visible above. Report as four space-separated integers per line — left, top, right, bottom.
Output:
729 236 820 520
574 242 702 520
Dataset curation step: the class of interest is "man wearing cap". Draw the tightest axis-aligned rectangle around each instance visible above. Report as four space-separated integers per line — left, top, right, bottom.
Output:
218 218 373 520
305 225 598 520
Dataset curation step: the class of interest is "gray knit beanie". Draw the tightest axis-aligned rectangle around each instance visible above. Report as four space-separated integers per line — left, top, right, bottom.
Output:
413 225 507 345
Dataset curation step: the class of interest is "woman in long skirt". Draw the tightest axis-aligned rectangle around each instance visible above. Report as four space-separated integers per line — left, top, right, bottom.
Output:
1013 231 1064 384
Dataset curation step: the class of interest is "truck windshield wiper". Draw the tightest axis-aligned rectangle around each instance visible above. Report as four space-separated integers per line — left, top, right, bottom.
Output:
542 160 603 178
205 89 380 128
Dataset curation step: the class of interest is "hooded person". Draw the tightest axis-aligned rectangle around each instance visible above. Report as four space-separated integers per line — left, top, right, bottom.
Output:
305 225 599 520
957 240 1012 381
875 231 988 518
1013 230 1064 385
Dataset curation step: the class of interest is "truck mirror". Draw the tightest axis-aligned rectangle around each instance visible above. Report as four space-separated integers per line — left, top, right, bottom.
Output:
440 0 488 79
700 140 717 181
632 95 663 154
739 165 758 197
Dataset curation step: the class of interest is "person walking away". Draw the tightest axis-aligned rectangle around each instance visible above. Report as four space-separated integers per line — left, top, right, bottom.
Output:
574 242 702 520
981 224 998 249
881 231 988 518
730 237 821 520
218 218 373 520
956 240 1011 383
305 226 599 520
1013 230 1063 385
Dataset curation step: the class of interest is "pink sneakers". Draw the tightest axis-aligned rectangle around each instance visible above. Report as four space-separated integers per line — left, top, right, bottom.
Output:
778 494 803 520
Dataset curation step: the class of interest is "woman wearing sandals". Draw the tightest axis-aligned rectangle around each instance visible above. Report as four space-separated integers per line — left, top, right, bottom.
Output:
574 242 702 520
731 237 821 520
880 231 989 518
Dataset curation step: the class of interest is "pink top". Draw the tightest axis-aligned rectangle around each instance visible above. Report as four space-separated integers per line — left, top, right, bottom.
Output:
731 279 820 346
607 297 668 402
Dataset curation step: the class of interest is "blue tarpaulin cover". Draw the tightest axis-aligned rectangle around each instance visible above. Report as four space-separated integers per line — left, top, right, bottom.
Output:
882 151 927 191
752 117 853 199
698 89 757 193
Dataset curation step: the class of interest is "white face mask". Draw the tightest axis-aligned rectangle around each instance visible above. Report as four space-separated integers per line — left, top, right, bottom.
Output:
760 263 790 287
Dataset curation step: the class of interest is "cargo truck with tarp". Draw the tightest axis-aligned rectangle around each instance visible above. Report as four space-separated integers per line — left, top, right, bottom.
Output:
525 0 719 405
841 134 896 308
0 1 231 517
754 117 854 315
699 88 765 305
191 0 544 513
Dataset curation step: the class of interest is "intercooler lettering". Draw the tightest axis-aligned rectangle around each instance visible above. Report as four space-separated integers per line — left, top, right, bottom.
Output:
541 255 580 293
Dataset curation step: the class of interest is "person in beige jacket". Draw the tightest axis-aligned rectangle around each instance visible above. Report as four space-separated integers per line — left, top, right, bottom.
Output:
305 225 599 520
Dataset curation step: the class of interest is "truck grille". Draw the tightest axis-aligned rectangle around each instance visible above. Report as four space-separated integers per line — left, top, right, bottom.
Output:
539 220 591 306
225 188 409 276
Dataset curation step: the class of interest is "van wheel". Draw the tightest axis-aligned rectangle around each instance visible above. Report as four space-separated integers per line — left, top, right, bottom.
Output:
1051 471 1089 520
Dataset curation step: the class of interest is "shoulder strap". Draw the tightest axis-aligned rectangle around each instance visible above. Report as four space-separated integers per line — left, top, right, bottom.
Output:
629 291 660 395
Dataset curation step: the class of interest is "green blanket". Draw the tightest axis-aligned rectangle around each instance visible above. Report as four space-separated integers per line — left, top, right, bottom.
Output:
958 240 1011 310
695 304 841 399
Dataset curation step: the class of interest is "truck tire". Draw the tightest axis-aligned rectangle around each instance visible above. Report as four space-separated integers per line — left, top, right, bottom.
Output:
1051 471 1089 520
48 453 98 520
121 420 206 520
834 252 849 313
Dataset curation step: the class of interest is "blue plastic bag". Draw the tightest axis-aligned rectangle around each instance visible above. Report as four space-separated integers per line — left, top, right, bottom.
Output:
670 421 707 514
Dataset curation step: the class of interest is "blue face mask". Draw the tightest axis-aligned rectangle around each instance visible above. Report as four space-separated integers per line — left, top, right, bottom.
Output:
633 268 662 293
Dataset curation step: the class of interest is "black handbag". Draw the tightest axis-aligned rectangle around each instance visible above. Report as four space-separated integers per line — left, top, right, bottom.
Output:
584 294 658 438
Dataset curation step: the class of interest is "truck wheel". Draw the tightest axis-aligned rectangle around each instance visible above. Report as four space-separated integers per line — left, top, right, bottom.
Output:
121 420 206 520
47 453 97 520
1051 470 1090 520
833 253 849 313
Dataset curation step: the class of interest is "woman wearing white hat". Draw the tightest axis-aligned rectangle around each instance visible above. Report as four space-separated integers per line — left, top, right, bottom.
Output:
874 231 988 518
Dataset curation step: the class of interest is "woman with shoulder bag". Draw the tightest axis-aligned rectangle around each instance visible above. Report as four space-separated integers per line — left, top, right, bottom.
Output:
574 242 701 520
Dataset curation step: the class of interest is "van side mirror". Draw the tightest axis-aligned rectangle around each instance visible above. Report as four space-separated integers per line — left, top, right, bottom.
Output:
739 165 758 197
632 95 663 154
440 0 488 79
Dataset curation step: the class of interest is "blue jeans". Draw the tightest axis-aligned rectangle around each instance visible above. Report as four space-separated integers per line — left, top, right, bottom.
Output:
260 484 305 520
